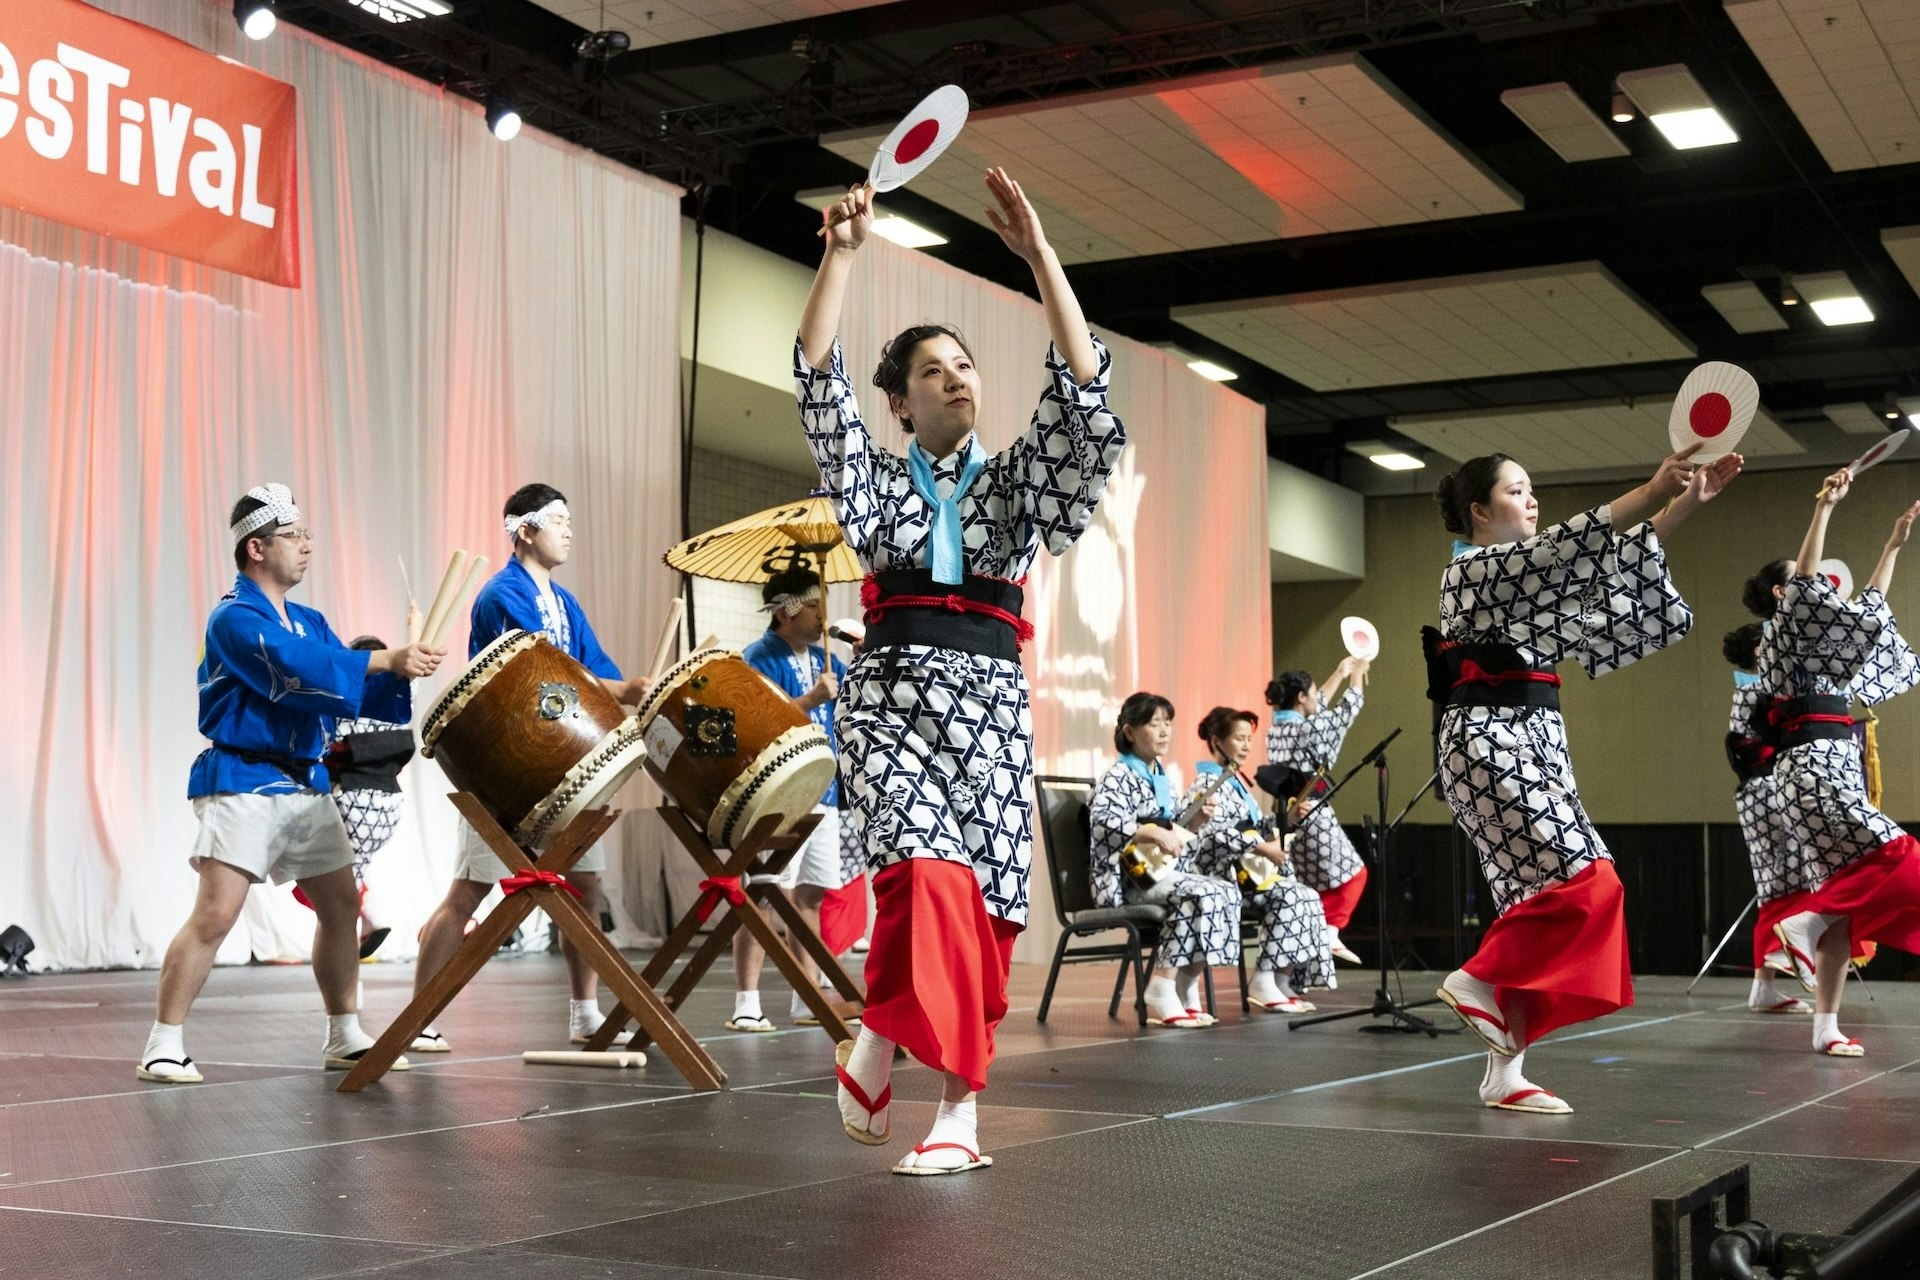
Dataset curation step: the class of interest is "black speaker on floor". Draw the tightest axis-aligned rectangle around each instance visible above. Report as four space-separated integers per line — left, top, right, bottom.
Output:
0 924 33 977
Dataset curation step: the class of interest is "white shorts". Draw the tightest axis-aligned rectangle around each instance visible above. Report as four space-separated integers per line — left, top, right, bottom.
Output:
189 792 355 885
456 821 607 884
748 806 843 890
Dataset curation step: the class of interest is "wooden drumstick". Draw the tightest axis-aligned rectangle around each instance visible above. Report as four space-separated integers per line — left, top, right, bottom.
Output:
646 597 685 686
420 550 468 649
398 555 422 642
696 632 719 652
521 1050 648 1068
427 556 488 650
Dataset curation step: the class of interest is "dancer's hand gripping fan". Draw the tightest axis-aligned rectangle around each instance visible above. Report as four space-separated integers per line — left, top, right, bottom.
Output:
817 85 969 237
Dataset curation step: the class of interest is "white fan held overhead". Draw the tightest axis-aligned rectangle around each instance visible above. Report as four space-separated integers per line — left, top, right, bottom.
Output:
817 85 970 237
1847 427 1914 480
1340 616 1380 662
1668 361 1759 462
1818 558 1854 600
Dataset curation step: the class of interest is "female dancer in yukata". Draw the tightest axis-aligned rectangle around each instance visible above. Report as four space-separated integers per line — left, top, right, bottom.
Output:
1265 658 1370 962
1752 477 1920 1056
1428 444 1740 1113
798 171 1127 1174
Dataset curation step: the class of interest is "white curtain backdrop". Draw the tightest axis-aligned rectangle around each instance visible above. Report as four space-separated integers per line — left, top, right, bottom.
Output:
0 0 684 971
832 237 1273 960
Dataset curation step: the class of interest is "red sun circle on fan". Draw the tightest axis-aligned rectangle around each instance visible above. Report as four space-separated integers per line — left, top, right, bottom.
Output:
1826 574 1843 589
1351 629 1368 646
1689 392 1733 437
894 119 941 166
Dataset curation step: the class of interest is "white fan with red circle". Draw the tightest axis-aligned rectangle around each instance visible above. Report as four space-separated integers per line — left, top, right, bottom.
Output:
1340 616 1380 662
1845 427 1914 480
817 85 969 236
1818 558 1854 599
1667 362 1759 461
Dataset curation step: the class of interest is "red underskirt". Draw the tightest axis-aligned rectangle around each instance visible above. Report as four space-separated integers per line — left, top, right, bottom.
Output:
1758 836 1920 963
862 859 1020 1093
1463 861 1631 1047
1318 865 1368 930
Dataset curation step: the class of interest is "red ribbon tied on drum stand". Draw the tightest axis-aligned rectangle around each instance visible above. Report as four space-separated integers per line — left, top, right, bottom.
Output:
695 875 749 923
498 869 583 899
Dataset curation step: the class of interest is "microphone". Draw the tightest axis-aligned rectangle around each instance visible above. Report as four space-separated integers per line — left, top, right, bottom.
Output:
828 623 863 645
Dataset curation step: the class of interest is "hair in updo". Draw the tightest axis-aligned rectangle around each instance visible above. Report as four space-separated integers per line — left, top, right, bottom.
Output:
1742 559 1792 619
1434 454 1514 537
1113 691 1174 756
1264 670 1314 712
1722 622 1763 669
872 324 974 434
1197 705 1258 747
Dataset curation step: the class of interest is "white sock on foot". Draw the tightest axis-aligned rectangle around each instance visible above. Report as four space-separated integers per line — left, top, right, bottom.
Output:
324 1013 371 1058
1174 967 1204 1012
1249 970 1283 1004
790 993 811 1019
733 990 763 1021
568 998 600 1031
144 1020 185 1064
838 1024 895 1140
1811 1011 1851 1052
1479 1049 1570 1112
1145 974 1185 1021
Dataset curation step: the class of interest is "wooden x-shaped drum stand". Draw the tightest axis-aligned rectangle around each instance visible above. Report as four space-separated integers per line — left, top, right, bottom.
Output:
580 806 865 1052
338 793 725 1093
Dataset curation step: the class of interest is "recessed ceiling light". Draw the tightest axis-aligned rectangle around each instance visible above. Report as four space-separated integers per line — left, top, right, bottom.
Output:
1187 360 1237 382
869 216 947 249
1648 107 1738 149
1794 271 1873 326
1368 451 1425 471
1611 92 1635 124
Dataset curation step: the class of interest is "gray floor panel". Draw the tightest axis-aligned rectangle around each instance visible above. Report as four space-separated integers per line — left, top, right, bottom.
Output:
510 1119 1664 1280
0 1089 1127 1248
1 1052 301 1106
317 1246 798 1280
1380 1148 1920 1280
1706 1060 1920 1161
0 1206 441 1279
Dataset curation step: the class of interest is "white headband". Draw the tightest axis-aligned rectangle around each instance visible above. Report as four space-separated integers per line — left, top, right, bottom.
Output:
505 499 568 540
764 585 823 617
231 483 301 544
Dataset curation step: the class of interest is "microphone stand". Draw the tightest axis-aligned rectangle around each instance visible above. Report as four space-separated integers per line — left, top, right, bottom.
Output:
1289 741 1455 1037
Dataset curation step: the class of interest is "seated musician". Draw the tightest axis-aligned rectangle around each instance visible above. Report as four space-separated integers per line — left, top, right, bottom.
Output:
1189 707 1335 1012
1088 693 1244 1027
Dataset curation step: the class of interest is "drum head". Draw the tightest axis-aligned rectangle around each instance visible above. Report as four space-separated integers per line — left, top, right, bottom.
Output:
421 629 537 754
519 715 650 847
711 725 837 848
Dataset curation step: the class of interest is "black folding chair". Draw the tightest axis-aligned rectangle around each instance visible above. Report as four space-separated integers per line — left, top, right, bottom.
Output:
1035 775 1167 1026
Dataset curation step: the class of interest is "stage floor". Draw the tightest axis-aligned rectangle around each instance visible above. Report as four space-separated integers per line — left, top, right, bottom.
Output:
2 953 1916 1279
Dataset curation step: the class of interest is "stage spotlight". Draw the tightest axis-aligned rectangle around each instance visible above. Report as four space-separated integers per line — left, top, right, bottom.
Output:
234 0 276 40
486 92 522 142
1610 92 1634 124
0 924 33 977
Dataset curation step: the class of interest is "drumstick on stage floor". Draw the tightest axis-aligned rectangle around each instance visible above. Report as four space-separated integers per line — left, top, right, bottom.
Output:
647 597 686 686
420 550 469 648
522 1050 648 1068
426 556 488 650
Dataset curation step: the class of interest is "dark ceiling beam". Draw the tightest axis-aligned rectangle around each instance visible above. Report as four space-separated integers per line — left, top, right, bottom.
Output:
276 0 731 187
655 0 1675 145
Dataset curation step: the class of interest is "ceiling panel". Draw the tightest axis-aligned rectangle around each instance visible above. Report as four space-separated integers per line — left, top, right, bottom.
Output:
529 0 896 50
1701 279 1790 332
1171 263 1695 392
1886 224 1920 296
1727 0 1920 172
820 54 1521 266
1392 398 1805 473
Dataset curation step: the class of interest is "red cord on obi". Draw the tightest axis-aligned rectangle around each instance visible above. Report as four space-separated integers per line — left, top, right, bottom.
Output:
1451 659 1563 691
498 869 583 899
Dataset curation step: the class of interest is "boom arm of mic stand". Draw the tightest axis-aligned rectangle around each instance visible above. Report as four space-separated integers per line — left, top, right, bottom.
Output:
1304 726 1404 813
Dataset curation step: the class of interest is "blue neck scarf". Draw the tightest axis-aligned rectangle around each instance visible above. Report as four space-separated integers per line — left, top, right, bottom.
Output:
1734 669 1762 689
908 436 987 586
1196 759 1254 809
1118 753 1175 820
1272 709 1303 724
1451 539 1481 560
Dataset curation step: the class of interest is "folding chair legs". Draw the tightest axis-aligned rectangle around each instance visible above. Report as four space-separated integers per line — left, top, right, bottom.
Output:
1039 928 1074 1023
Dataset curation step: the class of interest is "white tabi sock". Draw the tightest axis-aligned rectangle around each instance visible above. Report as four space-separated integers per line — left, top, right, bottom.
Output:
1750 972 1786 1005
1173 967 1204 1012
733 990 763 1021
568 998 602 1033
1812 1012 1843 1049
144 1020 185 1065
846 1024 893 1087
324 1013 372 1059
922 1098 978 1156
1144 974 1185 1021
789 992 812 1019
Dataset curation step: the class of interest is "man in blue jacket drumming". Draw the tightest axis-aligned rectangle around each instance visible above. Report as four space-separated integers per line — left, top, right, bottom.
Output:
139 484 444 1084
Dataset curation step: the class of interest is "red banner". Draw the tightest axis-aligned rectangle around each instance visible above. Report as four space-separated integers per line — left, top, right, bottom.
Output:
0 0 300 286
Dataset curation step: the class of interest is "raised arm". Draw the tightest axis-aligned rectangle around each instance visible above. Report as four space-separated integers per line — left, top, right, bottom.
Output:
798 185 872 373
1318 657 1355 704
1866 499 1920 594
984 168 1097 384
1795 469 1852 577
1649 451 1743 541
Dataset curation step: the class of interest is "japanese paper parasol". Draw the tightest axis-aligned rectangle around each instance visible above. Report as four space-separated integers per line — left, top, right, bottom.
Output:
817 84 969 236
1667 361 1759 462
663 493 863 585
